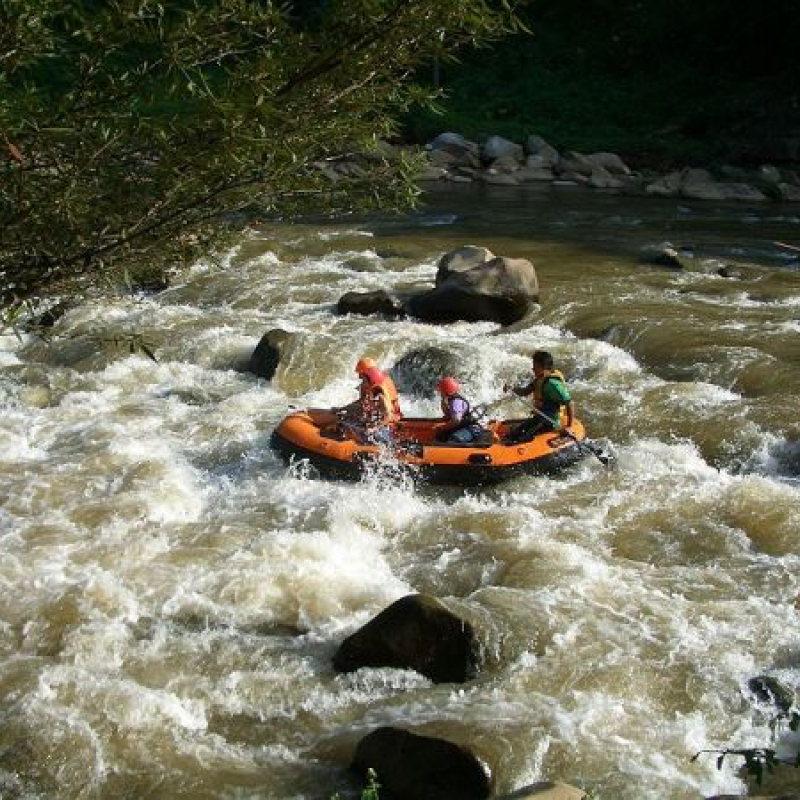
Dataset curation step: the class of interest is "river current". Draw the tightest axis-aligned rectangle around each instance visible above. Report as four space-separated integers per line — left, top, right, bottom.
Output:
1 183 799 799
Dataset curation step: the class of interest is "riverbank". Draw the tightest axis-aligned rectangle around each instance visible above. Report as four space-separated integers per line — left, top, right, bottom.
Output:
317 132 800 205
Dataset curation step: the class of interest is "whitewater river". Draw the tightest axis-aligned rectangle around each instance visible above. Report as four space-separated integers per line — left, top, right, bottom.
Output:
1 183 799 799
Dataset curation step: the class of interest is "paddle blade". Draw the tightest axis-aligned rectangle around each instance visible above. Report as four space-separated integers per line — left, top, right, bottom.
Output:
583 439 616 468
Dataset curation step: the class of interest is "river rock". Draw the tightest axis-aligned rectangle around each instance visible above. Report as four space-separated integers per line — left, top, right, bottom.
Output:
248 328 293 380
408 253 539 326
645 167 768 201
645 170 684 197
680 168 728 200
587 152 632 175
517 166 556 182
20 335 128 373
489 154 525 173
420 165 449 181
757 164 783 186
525 135 560 167
482 135 524 164
429 148 461 169
719 183 769 201
748 675 796 713
641 244 690 270
777 182 800 201
498 781 587 799
351 727 491 800
336 290 405 318
557 151 595 177
482 172 519 185
587 165 625 189
332 594 479 683
717 264 746 279
390 347 460 396
427 132 481 169
436 245 495 282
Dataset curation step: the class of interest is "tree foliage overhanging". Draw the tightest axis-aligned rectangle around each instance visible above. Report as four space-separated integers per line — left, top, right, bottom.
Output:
0 0 522 307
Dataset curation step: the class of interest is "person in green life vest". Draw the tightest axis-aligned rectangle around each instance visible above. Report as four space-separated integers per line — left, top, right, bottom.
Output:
502 350 574 444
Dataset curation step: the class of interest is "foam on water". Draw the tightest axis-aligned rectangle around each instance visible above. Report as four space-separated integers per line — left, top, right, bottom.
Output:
1 229 799 799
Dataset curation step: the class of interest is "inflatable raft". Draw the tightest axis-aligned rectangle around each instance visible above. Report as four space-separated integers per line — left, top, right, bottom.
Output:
270 408 590 485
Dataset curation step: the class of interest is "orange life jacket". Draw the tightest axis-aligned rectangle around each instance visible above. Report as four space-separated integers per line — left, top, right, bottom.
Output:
383 375 402 421
360 374 401 424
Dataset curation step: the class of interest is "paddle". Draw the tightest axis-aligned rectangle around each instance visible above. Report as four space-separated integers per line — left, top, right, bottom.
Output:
503 392 614 467
532 407 615 466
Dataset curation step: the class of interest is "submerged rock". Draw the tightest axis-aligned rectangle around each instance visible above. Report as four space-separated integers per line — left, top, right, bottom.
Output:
390 347 460 397
332 593 479 683
336 289 405 318
640 244 691 270
248 328 293 380
498 782 587 799
352 727 491 800
748 675 796 713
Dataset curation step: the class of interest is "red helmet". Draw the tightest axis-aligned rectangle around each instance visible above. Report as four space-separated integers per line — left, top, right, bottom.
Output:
362 366 386 385
355 356 377 376
437 376 460 396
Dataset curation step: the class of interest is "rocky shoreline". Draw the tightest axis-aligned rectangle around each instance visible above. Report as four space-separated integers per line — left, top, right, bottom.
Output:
318 132 800 203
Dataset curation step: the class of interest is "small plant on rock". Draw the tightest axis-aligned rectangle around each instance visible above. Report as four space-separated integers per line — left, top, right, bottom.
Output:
693 710 800 785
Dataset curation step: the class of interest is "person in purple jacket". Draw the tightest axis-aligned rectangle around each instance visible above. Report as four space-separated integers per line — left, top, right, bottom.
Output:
435 377 486 443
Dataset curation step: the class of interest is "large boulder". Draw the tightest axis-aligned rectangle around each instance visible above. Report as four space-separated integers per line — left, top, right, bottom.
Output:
352 727 491 800
248 328 293 380
332 594 479 683
427 132 481 169
408 254 539 326
390 347 460 397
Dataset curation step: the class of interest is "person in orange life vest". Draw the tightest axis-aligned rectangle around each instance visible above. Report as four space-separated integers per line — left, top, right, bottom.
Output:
502 350 574 445
357 366 401 444
340 356 401 422
434 377 486 444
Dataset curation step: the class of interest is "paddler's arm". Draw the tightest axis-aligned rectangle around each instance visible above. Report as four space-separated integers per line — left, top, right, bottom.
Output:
564 400 575 429
365 388 394 429
503 380 535 397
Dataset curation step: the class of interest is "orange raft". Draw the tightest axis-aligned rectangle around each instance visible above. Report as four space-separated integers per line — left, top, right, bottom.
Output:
270 408 589 485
